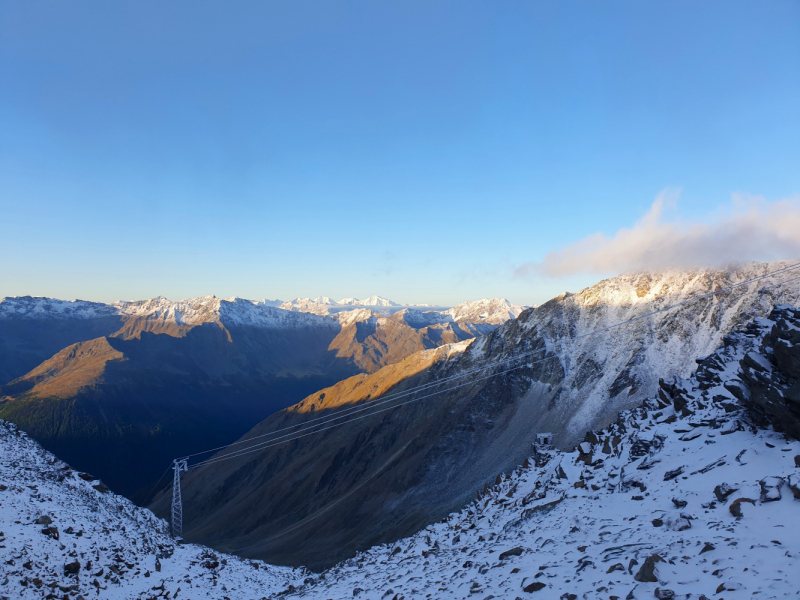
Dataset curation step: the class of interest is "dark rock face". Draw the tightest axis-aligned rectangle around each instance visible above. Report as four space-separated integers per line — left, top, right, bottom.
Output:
730 305 800 440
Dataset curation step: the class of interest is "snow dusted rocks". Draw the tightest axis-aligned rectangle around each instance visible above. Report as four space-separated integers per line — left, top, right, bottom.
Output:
729 304 800 440
0 421 304 600
277 305 800 599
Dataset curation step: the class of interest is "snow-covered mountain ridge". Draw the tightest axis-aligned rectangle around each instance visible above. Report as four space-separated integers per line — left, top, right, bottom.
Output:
282 304 800 599
0 295 526 329
465 260 800 447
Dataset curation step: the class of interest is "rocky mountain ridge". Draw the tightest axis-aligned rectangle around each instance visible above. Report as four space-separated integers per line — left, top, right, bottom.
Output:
164 261 800 569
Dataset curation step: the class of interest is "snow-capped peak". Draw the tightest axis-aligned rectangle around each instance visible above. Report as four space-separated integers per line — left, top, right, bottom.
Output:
359 295 400 307
446 298 527 325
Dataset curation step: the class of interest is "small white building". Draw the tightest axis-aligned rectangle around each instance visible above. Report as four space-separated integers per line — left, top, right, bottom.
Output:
535 432 553 446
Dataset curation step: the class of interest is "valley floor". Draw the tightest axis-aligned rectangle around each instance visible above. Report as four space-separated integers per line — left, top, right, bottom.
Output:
1 307 798 600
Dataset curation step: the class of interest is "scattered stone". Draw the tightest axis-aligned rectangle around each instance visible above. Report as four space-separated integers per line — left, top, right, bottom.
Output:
92 482 110 494
499 547 524 560
628 558 638 575
77 473 95 482
759 476 783 502
714 483 738 502
41 526 59 540
353 588 364 596
64 560 80 575
651 519 663 527
795 455 800 468
672 518 691 531
729 497 756 518
671 498 687 508
633 554 663 582
654 589 675 599
699 542 715 554
788 474 800 499
560 595 577 600
523 581 546 592
35 515 52 525
606 563 625 573
664 467 684 481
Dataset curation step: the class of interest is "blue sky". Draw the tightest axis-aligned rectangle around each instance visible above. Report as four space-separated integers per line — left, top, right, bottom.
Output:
1 1 799 306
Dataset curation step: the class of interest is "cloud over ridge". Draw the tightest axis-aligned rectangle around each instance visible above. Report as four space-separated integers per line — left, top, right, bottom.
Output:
516 190 800 278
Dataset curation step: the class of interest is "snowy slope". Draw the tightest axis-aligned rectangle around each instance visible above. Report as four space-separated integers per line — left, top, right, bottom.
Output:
0 421 305 600
283 305 800 600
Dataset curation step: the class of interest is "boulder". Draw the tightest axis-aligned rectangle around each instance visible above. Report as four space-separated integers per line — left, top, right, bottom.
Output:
760 477 784 502
788 474 800 499
499 547 524 561
523 581 546 592
664 467 684 481
729 497 755 518
672 518 691 531
713 483 738 502
654 590 675 599
64 560 80 575
633 554 663 582
35 515 52 525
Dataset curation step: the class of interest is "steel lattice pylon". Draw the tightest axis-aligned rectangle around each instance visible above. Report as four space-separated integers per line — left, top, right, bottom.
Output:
171 458 189 540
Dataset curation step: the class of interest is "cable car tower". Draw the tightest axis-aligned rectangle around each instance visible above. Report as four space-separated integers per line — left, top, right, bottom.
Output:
171 458 189 540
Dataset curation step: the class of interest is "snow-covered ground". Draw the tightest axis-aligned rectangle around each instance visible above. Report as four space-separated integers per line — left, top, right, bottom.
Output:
0 422 306 600
1 304 798 600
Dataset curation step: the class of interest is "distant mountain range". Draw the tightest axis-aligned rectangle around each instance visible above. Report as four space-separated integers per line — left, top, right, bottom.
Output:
158 260 800 569
0 294 520 500
278 295 528 317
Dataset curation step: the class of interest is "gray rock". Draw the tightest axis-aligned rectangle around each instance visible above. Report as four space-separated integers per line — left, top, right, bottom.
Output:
729 497 755 517
64 560 80 575
672 517 691 531
654 589 675 599
714 483 738 502
499 547 524 560
633 554 663 582
34 515 52 525
760 476 783 502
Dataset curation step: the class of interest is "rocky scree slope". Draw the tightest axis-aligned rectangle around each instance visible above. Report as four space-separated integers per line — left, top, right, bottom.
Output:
0 419 305 600
164 261 800 569
279 304 800 600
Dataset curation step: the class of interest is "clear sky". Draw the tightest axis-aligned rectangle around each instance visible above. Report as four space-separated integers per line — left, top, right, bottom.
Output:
2 1 799 306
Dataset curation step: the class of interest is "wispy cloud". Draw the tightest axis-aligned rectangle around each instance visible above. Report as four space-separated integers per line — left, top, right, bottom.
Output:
516 190 800 278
